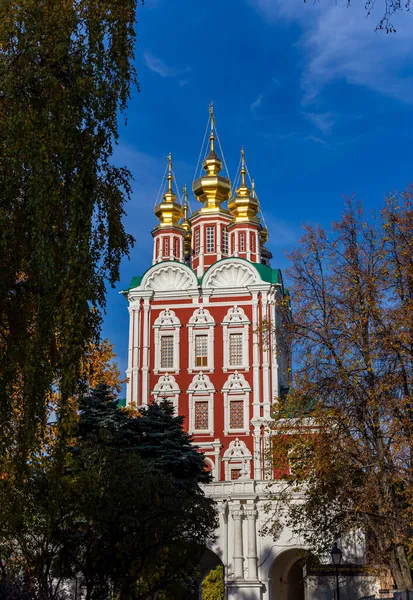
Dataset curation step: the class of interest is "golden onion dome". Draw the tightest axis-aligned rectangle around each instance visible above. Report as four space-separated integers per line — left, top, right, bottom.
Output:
154 154 184 228
228 148 260 224
192 107 231 213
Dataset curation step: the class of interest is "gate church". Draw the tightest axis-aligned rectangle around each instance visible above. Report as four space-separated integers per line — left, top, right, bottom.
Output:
123 109 371 600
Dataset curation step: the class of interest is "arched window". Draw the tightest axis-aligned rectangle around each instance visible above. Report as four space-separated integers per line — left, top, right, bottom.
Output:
152 374 181 414
187 373 215 435
222 438 252 481
222 371 251 435
153 309 181 374
222 305 250 371
188 307 215 373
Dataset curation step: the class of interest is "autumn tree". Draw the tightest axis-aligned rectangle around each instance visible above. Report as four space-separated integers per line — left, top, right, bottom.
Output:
0 0 140 460
269 191 413 589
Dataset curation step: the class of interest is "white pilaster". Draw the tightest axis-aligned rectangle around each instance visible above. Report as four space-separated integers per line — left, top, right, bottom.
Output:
262 292 271 418
252 293 261 417
126 305 134 404
270 292 279 403
132 304 141 404
230 502 244 580
199 224 205 275
251 419 263 480
169 234 173 260
246 503 259 580
217 221 222 260
141 297 151 405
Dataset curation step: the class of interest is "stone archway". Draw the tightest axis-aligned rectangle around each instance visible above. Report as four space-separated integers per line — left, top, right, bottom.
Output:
270 548 309 600
196 548 224 600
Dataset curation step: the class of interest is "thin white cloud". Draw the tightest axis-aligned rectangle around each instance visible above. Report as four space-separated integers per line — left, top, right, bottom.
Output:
143 51 190 79
251 93 264 113
304 111 336 134
248 0 413 106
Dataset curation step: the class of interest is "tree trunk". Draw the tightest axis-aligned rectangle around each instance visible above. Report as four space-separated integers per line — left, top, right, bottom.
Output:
388 545 413 590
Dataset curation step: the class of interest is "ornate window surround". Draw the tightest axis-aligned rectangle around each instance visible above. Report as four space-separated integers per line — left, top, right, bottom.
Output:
222 305 250 372
222 438 252 481
222 371 252 435
153 309 181 374
187 372 215 436
188 307 215 373
151 373 180 414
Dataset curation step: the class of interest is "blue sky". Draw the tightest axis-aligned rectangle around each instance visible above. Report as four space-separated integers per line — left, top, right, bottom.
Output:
102 0 413 392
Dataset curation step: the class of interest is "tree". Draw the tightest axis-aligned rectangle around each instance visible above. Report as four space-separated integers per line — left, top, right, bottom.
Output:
0 384 218 600
201 566 225 600
304 0 410 33
269 191 413 589
0 0 140 459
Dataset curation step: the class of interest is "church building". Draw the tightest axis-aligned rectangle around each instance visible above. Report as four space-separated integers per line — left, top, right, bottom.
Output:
123 109 376 600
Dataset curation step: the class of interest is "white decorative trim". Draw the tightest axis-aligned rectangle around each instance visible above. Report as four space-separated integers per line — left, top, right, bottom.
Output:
222 305 250 371
222 372 251 435
203 259 258 289
188 307 215 373
187 373 215 435
153 309 181 374
141 262 198 291
151 373 180 414
222 438 252 481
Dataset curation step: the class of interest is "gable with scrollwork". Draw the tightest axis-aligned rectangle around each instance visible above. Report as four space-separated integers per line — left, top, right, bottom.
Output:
203 260 258 289
141 263 198 291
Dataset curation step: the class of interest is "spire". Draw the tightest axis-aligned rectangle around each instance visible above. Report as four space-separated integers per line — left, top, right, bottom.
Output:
228 147 260 224
181 184 192 256
154 153 184 227
192 105 231 212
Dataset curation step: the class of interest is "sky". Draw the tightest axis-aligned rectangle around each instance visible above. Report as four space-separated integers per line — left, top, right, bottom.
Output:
102 0 413 393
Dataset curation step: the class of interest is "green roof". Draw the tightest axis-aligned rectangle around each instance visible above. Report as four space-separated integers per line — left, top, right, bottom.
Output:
124 258 283 292
128 275 142 290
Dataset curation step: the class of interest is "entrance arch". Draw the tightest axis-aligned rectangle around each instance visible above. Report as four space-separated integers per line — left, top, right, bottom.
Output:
270 548 309 600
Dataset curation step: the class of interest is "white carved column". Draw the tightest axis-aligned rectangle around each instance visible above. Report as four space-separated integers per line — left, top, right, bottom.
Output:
256 231 261 263
270 292 279 403
212 439 221 481
251 420 262 480
252 292 261 417
132 304 141 404
262 292 271 418
246 228 251 261
230 502 244 580
219 501 229 576
169 234 173 260
179 236 184 262
246 503 259 580
217 221 222 260
141 298 151 405
199 224 205 275
126 305 134 404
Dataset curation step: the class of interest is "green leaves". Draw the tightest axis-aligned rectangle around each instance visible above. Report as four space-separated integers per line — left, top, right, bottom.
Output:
0 0 139 457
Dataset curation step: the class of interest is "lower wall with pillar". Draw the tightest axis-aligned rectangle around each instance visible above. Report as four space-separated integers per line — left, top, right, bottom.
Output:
202 480 375 600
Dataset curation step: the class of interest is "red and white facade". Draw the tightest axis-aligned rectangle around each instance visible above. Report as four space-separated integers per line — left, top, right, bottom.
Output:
123 126 370 599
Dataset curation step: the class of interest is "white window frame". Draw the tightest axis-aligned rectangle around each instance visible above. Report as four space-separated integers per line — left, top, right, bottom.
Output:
153 309 181 374
222 438 252 481
188 307 215 373
187 373 215 436
222 372 251 435
222 305 250 372
222 228 229 255
194 229 200 256
206 225 215 253
151 374 180 415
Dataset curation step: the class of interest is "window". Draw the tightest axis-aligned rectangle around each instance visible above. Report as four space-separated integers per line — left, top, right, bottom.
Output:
231 469 241 480
164 237 169 257
222 229 229 254
206 226 215 253
229 333 243 367
194 229 200 256
173 237 179 258
250 231 255 252
194 401 209 430
195 334 208 367
229 400 244 429
160 335 174 369
239 232 245 252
